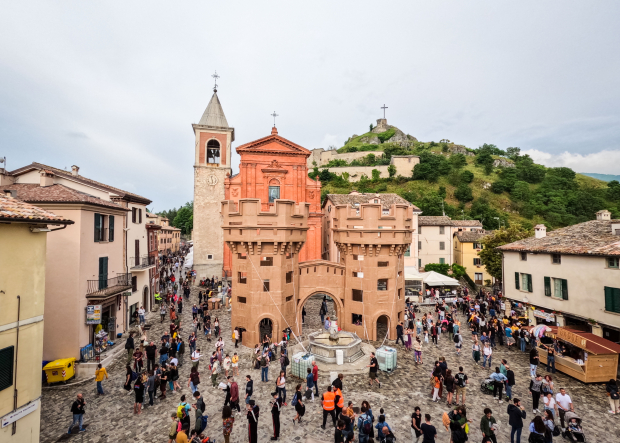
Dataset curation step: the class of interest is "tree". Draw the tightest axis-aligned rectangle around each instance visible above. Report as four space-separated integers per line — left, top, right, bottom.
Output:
438 186 447 199
461 170 474 183
172 201 194 236
506 147 521 160
369 123 374 131
454 184 473 203
388 164 396 178
479 224 532 280
371 169 381 182
608 180 620 201
449 153 467 169
423 263 451 276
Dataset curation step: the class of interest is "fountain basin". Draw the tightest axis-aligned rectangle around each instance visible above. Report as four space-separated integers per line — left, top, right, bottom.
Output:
308 330 364 363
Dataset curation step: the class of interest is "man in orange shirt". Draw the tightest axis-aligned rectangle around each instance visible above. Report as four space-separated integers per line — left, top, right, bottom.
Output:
320 386 337 430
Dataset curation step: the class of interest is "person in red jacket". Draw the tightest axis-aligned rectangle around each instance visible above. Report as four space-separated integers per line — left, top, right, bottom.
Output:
230 377 240 413
312 361 319 396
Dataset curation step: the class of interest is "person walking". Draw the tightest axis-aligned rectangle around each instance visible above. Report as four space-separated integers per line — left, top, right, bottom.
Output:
276 370 287 405
211 359 220 387
67 393 86 434
230 377 241 413
490 367 507 403
306 367 315 402
420 414 437 443
430 322 438 346
395 321 405 346
292 383 306 424
191 348 201 369
320 385 337 430
505 364 515 401
367 352 381 388
530 374 544 413
507 398 526 443
482 342 493 369
472 340 481 365
260 352 270 382
530 347 540 378
480 408 498 443
177 337 185 367
145 341 157 372
146 370 156 406
133 374 144 415
95 363 108 395
245 375 254 404
222 405 235 443
555 388 574 430
414 336 423 364
606 378 620 414
247 399 259 443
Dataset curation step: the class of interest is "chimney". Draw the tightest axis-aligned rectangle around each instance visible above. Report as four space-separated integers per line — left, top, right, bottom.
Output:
596 210 611 221
3 189 17 198
71 165 79 176
534 224 547 239
612 223 620 236
40 170 54 187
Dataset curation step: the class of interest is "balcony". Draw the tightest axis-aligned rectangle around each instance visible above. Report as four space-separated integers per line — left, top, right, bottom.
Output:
130 255 156 271
86 273 132 299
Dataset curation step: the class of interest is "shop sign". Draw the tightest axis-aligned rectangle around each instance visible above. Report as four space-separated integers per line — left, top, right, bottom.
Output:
533 310 555 322
557 327 587 348
2 399 39 428
86 305 102 325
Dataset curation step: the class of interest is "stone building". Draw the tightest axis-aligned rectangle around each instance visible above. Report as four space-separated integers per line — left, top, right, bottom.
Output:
223 126 322 276
192 89 234 281
223 197 413 346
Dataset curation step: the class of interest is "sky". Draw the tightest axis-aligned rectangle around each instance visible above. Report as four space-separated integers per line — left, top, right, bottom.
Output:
1 1 619 210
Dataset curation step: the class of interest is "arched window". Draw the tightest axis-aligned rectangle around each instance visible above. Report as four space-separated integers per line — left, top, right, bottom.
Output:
206 139 220 164
268 179 280 203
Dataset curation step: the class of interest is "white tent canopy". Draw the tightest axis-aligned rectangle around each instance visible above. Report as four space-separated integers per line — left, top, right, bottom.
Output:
183 246 194 268
419 271 460 286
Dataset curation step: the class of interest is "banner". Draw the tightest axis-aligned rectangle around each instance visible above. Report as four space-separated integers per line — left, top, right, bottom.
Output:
86 305 102 324
533 310 555 322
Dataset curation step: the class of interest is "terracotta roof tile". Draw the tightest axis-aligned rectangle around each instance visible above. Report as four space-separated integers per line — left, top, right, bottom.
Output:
498 220 620 256
456 230 493 242
451 219 483 227
324 193 420 211
418 216 452 226
0 184 126 210
0 193 73 224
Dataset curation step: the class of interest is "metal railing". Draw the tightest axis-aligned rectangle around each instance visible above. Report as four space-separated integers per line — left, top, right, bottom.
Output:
87 273 132 296
130 255 155 269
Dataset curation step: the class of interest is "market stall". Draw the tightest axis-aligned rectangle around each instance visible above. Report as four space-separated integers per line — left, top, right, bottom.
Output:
538 326 620 383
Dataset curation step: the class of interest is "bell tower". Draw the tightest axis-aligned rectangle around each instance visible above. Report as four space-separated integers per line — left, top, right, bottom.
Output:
192 81 234 281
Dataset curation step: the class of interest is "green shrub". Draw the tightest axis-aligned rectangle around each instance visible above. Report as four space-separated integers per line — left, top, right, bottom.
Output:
388 164 396 177
461 170 474 183
454 184 473 202
377 128 396 143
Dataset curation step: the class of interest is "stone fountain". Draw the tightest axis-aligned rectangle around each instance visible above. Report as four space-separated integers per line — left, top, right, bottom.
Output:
308 320 364 363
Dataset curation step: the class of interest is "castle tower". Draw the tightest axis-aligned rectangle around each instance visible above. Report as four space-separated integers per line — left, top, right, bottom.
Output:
192 89 234 281
222 198 309 346
333 202 413 340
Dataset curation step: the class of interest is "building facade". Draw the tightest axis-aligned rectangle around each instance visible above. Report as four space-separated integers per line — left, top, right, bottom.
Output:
224 198 412 346
453 230 492 285
417 216 483 269
0 193 72 441
1 163 152 362
499 211 620 342
157 217 181 254
192 89 234 281
223 126 322 276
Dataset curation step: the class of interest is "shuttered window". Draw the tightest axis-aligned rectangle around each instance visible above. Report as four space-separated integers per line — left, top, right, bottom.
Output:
109 215 115 242
0 346 14 391
515 272 520 290
139 209 142 224
132 276 137 292
605 287 620 313
544 277 551 296
94 213 102 242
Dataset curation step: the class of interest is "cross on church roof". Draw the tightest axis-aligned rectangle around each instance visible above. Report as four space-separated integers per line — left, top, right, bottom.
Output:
212 70 220 92
271 111 279 126
381 104 388 119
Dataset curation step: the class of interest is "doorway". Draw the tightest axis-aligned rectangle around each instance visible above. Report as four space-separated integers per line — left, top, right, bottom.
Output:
300 293 337 338
143 286 149 311
259 318 273 343
376 315 389 341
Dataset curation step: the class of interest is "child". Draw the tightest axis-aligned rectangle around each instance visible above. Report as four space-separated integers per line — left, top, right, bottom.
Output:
232 353 239 377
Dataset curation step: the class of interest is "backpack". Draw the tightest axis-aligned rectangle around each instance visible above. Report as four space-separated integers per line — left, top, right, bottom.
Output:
199 415 208 432
131 371 138 381
453 334 460 343
361 414 372 435
260 356 267 367
291 392 298 406
177 403 187 419
610 388 620 400
456 373 466 387
552 425 561 437
283 355 290 366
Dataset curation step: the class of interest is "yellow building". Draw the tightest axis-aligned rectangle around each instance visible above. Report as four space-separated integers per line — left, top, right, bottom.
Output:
0 192 73 442
453 230 493 286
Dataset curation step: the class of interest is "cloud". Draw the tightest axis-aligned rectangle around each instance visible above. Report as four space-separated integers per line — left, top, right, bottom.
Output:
66 131 89 139
522 149 620 175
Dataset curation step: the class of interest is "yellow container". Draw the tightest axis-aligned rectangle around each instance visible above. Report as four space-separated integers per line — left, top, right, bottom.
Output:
43 358 76 383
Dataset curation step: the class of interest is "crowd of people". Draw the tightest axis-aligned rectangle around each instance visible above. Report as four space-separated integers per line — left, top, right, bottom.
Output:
66 249 615 443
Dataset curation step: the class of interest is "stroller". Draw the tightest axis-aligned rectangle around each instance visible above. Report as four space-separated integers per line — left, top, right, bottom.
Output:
562 412 586 442
480 378 495 395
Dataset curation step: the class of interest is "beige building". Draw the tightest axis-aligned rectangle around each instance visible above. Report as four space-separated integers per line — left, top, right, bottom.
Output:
157 217 181 254
1 163 152 362
417 216 483 269
192 89 234 280
0 193 73 442
322 191 421 266
453 230 493 285
224 198 413 346
499 210 620 342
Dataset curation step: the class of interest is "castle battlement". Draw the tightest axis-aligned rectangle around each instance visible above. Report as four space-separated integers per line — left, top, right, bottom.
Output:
222 198 309 227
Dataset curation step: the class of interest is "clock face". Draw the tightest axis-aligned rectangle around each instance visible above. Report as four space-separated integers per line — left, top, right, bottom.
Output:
206 175 218 186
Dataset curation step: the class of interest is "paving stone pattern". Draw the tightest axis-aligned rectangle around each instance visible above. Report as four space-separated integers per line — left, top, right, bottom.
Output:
40 274 620 442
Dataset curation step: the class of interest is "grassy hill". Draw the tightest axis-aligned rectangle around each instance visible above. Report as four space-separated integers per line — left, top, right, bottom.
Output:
312 128 620 231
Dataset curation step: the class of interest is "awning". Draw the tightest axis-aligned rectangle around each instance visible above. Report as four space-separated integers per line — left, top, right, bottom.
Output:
419 271 460 286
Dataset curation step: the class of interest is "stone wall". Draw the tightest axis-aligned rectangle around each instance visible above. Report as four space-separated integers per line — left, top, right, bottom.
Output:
320 155 419 182
308 149 382 168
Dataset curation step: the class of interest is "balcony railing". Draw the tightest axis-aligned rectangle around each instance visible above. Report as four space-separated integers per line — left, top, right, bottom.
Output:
130 255 156 270
86 273 132 298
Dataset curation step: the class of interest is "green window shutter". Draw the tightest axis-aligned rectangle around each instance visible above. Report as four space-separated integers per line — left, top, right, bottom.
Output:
94 213 101 242
606 287 620 314
0 346 14 391
615 288 620 314
98 257 108 290
515 272 520 290
109 215 115 242
527 274 533 292
561 279 568 300
544 277 551 297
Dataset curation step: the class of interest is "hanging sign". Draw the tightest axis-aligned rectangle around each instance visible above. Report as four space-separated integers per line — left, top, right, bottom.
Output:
533 310 555 322
86 305 102 324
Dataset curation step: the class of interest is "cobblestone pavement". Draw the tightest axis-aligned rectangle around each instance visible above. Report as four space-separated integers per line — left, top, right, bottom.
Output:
41 277 620 443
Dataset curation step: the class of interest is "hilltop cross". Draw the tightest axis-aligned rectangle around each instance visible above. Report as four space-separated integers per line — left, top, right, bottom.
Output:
381 104 388 119
271 111 279 126
212 70 220 91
